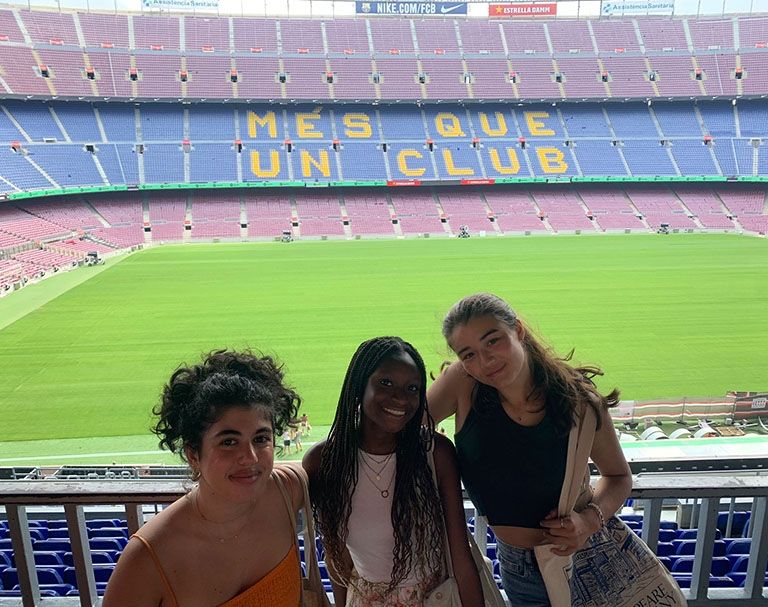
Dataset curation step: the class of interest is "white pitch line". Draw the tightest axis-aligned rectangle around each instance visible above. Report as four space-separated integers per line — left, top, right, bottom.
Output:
0 442 319 463
0 450 166 463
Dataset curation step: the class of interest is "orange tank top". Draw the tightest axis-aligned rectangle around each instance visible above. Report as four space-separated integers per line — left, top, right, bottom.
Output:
132 534 301 607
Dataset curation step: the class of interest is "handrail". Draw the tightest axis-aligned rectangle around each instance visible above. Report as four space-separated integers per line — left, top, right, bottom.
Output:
1 474 767 606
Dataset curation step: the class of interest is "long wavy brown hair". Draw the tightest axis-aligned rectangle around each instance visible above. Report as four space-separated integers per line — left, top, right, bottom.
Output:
443 293 619 435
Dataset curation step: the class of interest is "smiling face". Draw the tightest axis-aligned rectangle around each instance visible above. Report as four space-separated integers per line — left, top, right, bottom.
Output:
186 405 274 502
359 352 422 445
448 314 530 393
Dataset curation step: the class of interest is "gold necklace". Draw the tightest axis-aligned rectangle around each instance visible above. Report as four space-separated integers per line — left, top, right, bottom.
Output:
358 453 395 499
359 450 394 481
190 490 256 543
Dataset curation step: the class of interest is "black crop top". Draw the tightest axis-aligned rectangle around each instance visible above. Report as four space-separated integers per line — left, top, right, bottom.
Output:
455 396 568 528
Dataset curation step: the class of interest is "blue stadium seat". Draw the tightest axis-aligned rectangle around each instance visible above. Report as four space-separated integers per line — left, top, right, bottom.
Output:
671 556 733 577
36 568 64 585
711 557 732 577
709 576 737 587
674 539 697 555
47 528 71 539
86 519 125 529
730 555 750 574
676 528 722 540
91 551 116 565
658 529 676 543
34 552 64 567
34 540 71 553
318 561 329 582
89 538 126 552
717 511 750 537
0 589 60 597
64 582 109 597
1 567 64 588
655 542 676 557
726 538 751 555
713 540 727 557
92 565 115 584
0 569 17 589
728 573 768 588
659 521 679 530
672 574 735 588
89 527 128 540
11 583 75 596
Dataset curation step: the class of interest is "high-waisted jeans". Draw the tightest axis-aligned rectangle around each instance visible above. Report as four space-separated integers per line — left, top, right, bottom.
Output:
497 539 551 607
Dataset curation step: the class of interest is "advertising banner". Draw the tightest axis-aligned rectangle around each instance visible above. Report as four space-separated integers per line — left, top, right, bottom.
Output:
142 0 219 9
488 3 557 18
600 1 674 16
356 1 467 16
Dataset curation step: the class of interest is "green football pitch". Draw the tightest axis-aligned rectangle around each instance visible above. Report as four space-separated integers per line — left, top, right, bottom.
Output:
0 233 765 465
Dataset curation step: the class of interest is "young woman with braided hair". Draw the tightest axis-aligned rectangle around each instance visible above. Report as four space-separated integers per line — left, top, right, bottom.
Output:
429 293 632 606
303 336 483 607
104 349 305 607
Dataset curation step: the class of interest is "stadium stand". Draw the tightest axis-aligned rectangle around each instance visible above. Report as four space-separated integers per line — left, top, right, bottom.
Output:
0 10 766 102
2 100 767 193
0 4 766 603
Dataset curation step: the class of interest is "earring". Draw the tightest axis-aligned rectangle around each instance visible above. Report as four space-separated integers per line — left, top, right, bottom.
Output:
190 466 201 482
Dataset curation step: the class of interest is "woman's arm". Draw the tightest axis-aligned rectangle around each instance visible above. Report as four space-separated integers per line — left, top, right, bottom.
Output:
433 434 484 607
327 547 354 607
541 406 632 555
102 537 163 607
427 361 470 425
586 405 633 522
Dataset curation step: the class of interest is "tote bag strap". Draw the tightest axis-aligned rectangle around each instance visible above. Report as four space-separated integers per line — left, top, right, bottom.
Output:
273 465 325 592
557 404 597 516
427 446 455 579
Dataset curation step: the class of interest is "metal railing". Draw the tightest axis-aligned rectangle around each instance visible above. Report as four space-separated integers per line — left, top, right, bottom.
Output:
1 473 767 606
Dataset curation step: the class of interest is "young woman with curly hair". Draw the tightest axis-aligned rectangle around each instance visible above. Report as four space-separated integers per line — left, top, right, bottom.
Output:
303 336 483 607
428 293 633 606
104 349 304 607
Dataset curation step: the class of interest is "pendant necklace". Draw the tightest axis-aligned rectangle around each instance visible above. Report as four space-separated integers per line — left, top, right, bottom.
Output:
358 451 395 498
359 450 394 481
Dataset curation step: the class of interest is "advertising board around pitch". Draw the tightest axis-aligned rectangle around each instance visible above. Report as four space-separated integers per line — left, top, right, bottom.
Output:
355 1 468 15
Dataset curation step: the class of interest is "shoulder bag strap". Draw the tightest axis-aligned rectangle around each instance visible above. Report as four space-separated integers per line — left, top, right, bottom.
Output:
427 446 455 578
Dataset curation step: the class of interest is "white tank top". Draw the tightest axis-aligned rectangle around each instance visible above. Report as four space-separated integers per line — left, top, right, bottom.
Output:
346 451 420 586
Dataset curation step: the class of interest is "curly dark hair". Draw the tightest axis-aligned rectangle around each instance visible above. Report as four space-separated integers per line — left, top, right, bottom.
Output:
153 349 301 461
313 337 445 593
442 292 619 436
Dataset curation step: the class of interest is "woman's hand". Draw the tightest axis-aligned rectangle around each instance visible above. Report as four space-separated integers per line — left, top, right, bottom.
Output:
538 507 600 556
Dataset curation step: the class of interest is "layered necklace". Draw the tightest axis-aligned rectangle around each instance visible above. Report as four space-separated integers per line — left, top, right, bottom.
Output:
189 489 256 543
358 450 395 499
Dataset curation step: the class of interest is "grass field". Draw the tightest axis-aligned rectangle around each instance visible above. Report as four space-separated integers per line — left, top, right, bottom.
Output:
0 233 766 465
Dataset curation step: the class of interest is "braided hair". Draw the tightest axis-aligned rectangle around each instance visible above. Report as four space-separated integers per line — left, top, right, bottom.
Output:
314 337 445 593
